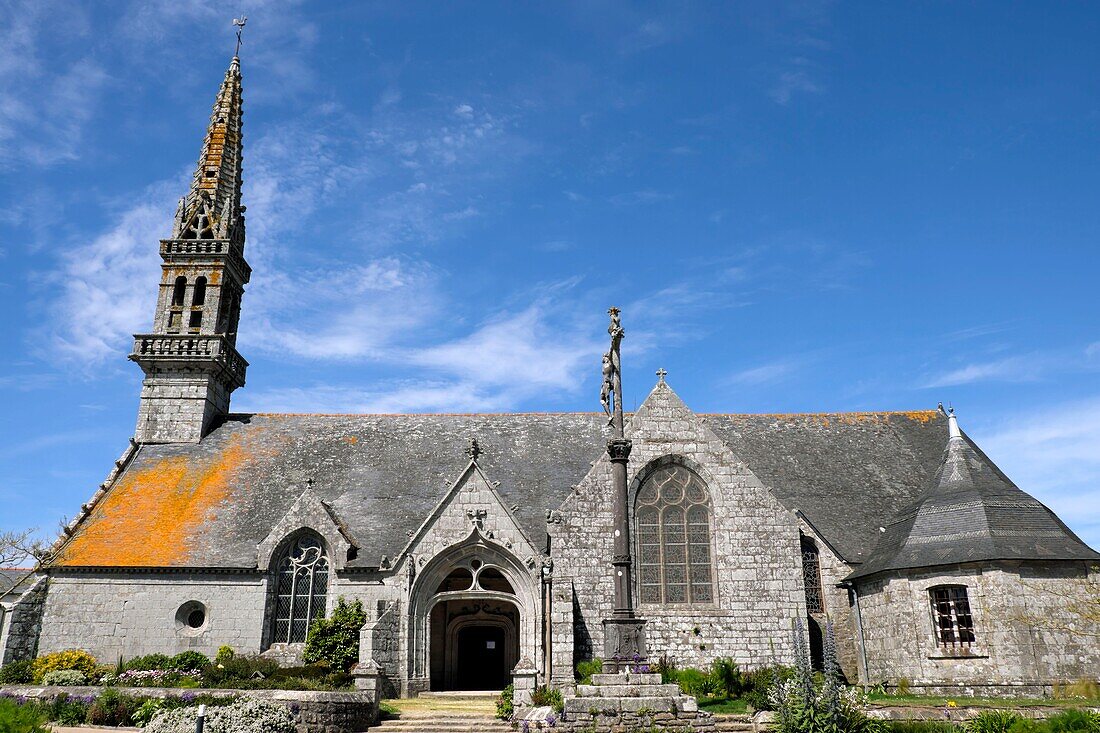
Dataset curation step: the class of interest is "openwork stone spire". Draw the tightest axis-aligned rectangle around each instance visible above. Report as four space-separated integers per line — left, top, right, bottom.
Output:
130 51 251 444
172 56 246 244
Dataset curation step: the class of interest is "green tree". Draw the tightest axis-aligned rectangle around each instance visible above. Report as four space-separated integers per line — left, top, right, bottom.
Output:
303 598 367 671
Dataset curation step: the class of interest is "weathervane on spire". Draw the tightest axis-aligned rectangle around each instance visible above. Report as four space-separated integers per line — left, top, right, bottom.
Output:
233 16 248 57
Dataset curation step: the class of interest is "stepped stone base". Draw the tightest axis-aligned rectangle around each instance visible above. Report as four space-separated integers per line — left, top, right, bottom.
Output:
558 672 716 732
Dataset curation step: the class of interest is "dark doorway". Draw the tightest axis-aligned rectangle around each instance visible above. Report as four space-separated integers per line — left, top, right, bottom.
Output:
807 616 824 671
429 599 519 691
456 625 507 690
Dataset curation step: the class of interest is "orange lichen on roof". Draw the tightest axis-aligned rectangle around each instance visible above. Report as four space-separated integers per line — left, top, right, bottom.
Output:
54 438 250 568
709 410 941 426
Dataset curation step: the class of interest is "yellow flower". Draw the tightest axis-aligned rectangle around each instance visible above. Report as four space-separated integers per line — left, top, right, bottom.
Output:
947 701 958 708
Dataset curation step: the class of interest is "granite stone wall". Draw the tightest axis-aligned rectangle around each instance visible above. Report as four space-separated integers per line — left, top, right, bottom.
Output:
37 572 268 660
800 521 861 682
855 561 1100 693
134 372 231 444
0 576 47 665
553 383 805 674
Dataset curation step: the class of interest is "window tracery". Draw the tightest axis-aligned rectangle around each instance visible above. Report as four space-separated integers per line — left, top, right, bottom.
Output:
270 534 329 644
801 535 825 614
636 463 715 605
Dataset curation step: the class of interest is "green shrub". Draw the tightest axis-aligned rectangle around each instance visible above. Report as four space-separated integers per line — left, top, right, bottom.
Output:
743 665 793 711
0 697 49 733
531 685 564 714
672 667 719 697
30 650 97 683
88 688 137 727
652 655 677 685
303 598 367 672
0 659 34 684
125 654 173 672
495 683 514 720
40 669 87 686
202 654 280 685
42 693 91 726
169 652 210 672
131 699 166 728
1046 709 1100 733
711 657 743 699
215 646 235 665
966 711 1022 733
575 658 603 685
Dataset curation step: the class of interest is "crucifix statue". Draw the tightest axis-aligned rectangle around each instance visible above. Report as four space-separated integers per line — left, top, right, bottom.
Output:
599 306 646 670
600 307 625 430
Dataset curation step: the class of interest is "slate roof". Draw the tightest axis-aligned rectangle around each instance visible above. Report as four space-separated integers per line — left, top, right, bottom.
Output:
0 568 36 602
50 407 1096 573
846 416 1100 581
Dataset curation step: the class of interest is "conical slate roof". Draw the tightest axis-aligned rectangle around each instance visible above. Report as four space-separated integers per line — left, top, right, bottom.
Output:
847 410 1100 581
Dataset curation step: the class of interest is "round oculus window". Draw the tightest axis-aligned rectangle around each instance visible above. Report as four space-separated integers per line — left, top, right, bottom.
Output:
175 601 208 635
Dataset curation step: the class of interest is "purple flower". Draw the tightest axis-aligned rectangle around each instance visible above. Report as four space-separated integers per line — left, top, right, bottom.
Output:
546 713 557 727
182 692 197 704
521 720 530 733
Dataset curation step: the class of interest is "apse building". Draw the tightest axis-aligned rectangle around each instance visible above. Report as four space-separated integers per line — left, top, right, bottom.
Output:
2 54 1097 698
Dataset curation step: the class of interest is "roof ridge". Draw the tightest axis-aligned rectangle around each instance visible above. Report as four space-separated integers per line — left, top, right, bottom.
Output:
230 409 941 419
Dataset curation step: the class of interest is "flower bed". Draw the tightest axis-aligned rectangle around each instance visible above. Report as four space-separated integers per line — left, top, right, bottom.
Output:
0 685 377 733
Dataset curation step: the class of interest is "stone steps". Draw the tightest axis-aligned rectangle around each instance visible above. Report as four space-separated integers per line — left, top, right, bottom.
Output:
371 714 511 733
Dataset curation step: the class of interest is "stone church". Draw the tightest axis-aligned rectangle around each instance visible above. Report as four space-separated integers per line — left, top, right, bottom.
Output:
3 55 1098 699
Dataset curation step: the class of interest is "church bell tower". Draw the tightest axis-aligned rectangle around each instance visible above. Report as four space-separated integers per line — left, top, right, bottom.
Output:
130 54 250 443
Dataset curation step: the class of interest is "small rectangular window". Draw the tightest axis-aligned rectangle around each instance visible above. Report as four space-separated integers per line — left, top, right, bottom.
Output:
189 311 202 329
930 586 976 647
168 311 182 331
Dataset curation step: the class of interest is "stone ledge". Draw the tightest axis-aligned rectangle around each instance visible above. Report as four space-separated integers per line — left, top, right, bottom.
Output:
590 672 662 685
576 682 683 697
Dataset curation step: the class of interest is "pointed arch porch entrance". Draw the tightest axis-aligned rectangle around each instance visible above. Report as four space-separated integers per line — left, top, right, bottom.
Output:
406 530 539 694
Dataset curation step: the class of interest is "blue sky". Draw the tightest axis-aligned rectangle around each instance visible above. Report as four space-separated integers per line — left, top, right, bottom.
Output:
1 1 1097 552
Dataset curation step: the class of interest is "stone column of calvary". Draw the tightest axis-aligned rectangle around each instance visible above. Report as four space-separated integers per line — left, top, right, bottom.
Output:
600 306 647 671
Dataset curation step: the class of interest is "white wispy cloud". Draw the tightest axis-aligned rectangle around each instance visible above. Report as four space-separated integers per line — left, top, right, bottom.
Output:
979 397 1100 548
244 259 440 361
36 176 183 366
921 341 1100 389
239 298 605 413
727 360 798 386
922 356 1043 388
0 1 108 167
769 61 824 105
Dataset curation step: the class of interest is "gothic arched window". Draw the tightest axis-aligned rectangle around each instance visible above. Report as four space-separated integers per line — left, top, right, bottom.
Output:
270 534 330 644
801 535 825 614
636 463 715 605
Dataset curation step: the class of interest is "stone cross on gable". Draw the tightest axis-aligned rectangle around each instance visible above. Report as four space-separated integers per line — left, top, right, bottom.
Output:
656 368 668 383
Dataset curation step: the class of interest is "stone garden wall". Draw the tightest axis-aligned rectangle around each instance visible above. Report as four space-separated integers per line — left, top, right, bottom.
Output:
0 685 377 733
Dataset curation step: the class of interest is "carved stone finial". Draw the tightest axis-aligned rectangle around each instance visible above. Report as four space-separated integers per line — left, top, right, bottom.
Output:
656 368 667 384
466 437 481 462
